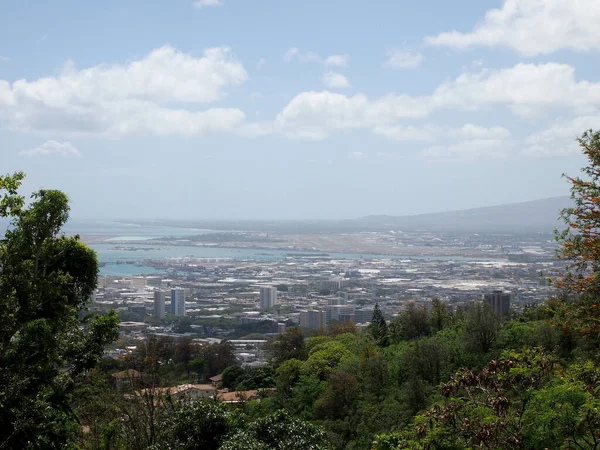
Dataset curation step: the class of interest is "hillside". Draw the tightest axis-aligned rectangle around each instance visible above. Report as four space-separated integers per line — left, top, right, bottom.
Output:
355 196 572 233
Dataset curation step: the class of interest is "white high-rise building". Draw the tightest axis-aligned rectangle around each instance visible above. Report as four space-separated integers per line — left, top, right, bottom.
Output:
154 290 165 319
170 287 186 316
259 286 277 309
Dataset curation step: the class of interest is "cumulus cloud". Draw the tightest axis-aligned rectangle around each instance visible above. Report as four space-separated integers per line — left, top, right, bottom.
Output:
422 139 509 162
524 116 600 156
283 48 350 67
193 0 222 7
425 0 600 56
373 124 511 142
349 151 367 160
20 140 81 157
324 54 349 67
384 49 424 69
0 46 248 137
322 72 351 89
283 47 320 63
272 62 600 140
431 63 600 117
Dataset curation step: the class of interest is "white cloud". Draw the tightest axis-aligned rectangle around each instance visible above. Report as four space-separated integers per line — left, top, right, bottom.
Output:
325 54 349 67
322 72 351 89
524 116 600 156
430 63 600 117
283 47 299 62
284 48 350 67
273 62 600 140
0 46 248 137
283 48 320 63
425 0 600 56
193 0 222 8
274 91 370 139
349 151 367 160
372 124 512 161
256 58 266 70
422 139 508 162
373 124 511 141
0 56 8 63
384 49 424 69
19 140 80 157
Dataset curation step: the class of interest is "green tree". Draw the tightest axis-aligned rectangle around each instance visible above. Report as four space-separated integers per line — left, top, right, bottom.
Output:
219 410 333 450
465 301 500 353
222 365 245 389
430 298 450 333
156 400 239 450
389 303 430 343
369 303 389 347
0 172 120 448
267 327 305 366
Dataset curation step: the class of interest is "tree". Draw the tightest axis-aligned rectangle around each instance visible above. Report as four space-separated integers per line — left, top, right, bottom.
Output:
0 172 120 448
267 327 305 366
369 303 389 347
222 365 245 389
156 400 239 450
550 130 600 339
389 303 430 343
465 301 500 353
556 130 600 294
219 410 333 450
430 298 450 333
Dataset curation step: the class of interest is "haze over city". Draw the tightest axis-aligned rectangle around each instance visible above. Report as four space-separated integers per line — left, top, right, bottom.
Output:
1 0 595 220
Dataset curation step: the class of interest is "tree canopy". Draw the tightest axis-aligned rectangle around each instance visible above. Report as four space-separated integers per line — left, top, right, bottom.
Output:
0 172 119 448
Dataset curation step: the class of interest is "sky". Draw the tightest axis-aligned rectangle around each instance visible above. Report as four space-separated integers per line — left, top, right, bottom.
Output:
0 0 598 220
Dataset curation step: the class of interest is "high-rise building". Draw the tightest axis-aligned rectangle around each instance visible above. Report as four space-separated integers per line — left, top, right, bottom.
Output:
170 287 186 316
326 305 355 323
484 290 512 316
154 290 165 319
354 308 375 324
300 310 327 331
259 286 277 309
321 277 343 293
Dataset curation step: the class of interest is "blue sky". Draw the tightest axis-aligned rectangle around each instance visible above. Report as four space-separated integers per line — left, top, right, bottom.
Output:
1 0 598 220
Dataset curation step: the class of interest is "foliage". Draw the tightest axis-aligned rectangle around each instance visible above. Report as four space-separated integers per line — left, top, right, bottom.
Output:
555 129 600 294
156 400 241 450
267 326 306 366
219 410 333 450
389 303 431 343
369 303 389 347
0 172 119 449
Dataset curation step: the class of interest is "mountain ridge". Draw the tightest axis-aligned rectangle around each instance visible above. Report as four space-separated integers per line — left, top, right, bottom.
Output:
354 196 572 232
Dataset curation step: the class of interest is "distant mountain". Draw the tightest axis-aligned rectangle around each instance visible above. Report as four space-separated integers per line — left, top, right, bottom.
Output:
100 196 573 235
355 196 573 233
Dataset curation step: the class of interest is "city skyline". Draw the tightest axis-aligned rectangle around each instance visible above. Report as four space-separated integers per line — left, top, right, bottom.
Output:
1 0 597 220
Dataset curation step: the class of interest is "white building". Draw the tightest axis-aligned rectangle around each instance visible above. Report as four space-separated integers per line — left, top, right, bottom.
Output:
171 287 186 316
154 290 165 319
259 286 277 309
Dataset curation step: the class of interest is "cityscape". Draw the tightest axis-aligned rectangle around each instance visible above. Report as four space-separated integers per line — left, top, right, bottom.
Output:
88 220 559 367
3 0 600 448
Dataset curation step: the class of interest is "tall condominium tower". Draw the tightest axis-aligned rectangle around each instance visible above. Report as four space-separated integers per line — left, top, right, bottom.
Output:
154 290 165 319
170 287 186 317
484 290 512 316
259 286 277 309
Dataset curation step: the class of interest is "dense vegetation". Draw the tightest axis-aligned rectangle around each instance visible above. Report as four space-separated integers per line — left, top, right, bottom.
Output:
2 130 600 449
